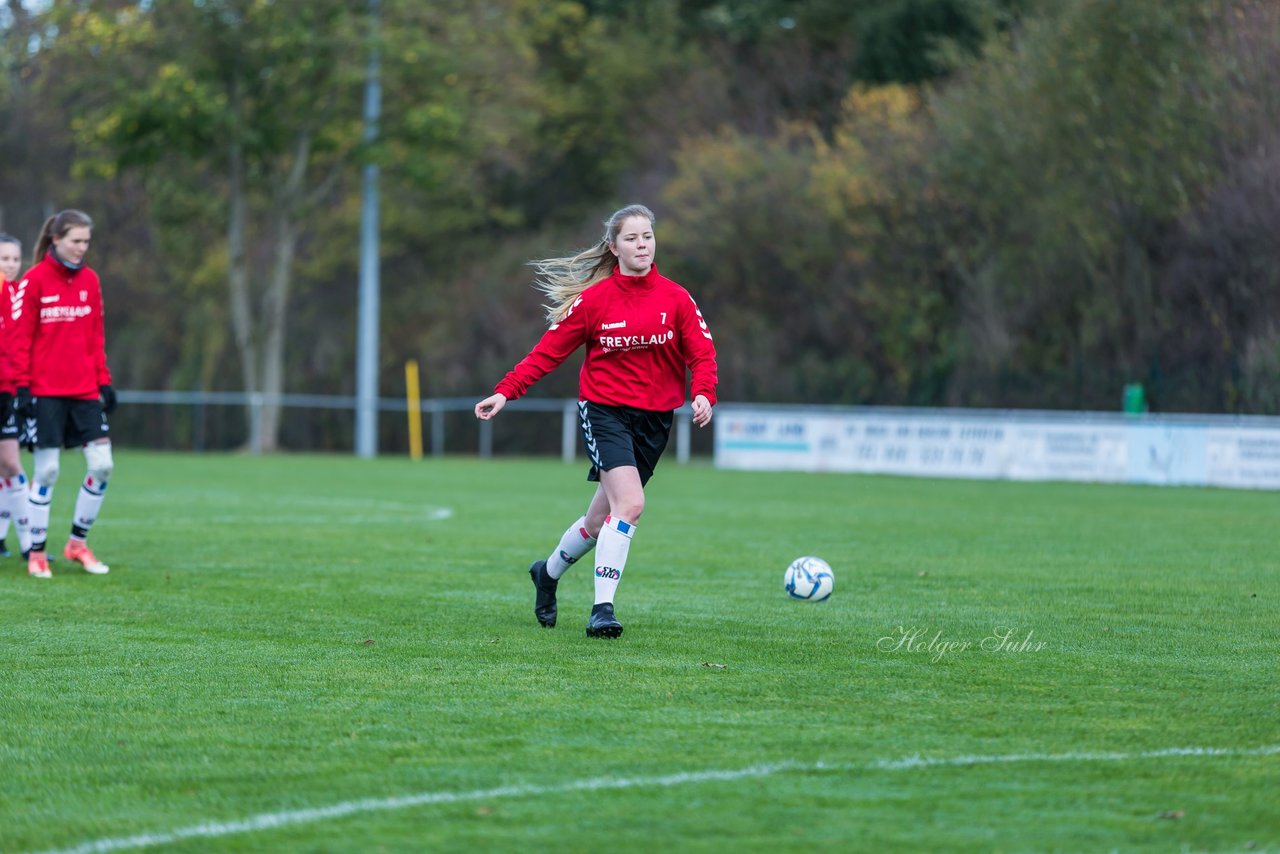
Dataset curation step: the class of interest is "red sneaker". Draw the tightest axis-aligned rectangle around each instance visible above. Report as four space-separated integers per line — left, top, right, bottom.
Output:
28 552 51 579
64 540 110 575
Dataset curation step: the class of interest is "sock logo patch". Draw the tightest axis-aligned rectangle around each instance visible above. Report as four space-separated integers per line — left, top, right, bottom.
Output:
559 550 578 565
595 566 620 580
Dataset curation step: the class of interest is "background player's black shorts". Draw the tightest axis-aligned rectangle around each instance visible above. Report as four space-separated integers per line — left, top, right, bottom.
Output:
578 400 673 487
0 407 18 440
32 397 110 449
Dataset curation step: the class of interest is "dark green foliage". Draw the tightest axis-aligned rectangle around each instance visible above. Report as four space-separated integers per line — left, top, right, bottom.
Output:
1 0 1276 451
852 0 995 83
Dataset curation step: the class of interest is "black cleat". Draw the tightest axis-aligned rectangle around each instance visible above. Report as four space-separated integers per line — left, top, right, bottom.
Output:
529 559 558 627
585 602 623 639
0 537 9 558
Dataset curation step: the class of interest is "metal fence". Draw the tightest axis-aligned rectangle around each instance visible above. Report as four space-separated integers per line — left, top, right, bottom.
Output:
115 390 698 461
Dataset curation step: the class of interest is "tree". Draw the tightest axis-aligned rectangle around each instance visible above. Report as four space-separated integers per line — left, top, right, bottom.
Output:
0 2 72 236
929 0 1223 407
48 0 364 451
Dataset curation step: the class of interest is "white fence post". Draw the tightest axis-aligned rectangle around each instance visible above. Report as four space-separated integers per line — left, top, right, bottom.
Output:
562 400 577 463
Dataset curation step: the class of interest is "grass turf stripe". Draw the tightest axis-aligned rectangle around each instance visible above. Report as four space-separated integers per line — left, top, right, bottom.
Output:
37 744 1280 854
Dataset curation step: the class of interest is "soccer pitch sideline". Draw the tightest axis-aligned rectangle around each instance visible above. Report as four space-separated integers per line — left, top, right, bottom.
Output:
1 451 1276 853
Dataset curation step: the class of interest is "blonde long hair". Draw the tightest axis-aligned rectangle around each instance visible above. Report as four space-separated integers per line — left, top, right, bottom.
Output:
531 204 655 324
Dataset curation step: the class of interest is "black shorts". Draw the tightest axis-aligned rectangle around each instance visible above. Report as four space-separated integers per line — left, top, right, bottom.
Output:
0 408 18 440
578 400 673 487
32 397 110 449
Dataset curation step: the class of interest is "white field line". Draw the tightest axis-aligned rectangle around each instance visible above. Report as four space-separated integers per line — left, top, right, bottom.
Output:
33 745 1280 854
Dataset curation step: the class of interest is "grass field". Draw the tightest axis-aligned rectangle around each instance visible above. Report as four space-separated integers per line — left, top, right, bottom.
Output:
1 450 1277 852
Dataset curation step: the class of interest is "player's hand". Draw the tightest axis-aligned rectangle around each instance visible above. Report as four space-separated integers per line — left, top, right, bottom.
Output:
14 386 33 419
99 384 118 414
474 393 507 421
691 394 713 428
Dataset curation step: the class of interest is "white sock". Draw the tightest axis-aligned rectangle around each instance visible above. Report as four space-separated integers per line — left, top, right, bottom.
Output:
4 474 31 555
71 475 108 540
0 477 11 540
28 482 52 553
593 515 634 605
546 515 597 580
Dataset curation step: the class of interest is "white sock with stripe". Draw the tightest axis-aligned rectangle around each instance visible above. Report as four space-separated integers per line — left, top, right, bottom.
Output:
0 479 9 541
593 515 634 605
27 482 52 554
71 475 108 539
546 516 597 580
3 474 31 555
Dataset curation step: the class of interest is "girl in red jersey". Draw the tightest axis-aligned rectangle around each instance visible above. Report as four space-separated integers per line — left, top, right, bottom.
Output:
475 204 718 638
0 233 33 561
11 210 117 579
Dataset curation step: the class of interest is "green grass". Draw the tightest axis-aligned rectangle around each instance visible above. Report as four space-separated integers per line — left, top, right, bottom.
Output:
1 451 1277 852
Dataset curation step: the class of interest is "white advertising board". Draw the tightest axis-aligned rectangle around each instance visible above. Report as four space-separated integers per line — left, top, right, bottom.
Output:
714 406 1280 490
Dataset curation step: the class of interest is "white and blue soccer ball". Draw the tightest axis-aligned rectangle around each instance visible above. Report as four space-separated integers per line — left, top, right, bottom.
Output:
784 556 834 602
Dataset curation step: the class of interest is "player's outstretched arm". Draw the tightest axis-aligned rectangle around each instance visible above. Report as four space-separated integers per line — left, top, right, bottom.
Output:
475 393 508 420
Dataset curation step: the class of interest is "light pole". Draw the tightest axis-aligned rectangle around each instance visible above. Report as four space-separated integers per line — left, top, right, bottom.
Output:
355 0 382 457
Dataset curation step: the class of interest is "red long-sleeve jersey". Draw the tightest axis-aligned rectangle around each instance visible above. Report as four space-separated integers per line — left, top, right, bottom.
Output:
495 264 718 411
0 277 14 394
9 254 111 399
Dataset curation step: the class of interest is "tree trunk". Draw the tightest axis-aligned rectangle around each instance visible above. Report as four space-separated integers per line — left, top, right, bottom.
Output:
257 130 312 452
225 98 263 452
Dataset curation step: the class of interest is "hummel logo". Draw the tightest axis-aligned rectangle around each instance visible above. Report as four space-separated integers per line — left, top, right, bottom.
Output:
602 320 626 330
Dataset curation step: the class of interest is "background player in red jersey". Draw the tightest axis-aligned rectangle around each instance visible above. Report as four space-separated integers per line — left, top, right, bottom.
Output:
475 204 718 638
0 233 33 561
11 210 117 579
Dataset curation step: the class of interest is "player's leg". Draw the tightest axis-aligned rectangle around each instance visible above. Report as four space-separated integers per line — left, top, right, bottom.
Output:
63 438 112 575
528 487 605 629
581 483 611 538
0 432 27 558
594 464 645 588
585 408 673 637
27 446 59 579
526 402 616 629
575 402 643 637
26 396 72 576
547 500 603 580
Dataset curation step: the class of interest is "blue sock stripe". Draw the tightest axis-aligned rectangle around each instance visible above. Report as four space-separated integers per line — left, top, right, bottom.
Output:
605 515 635 537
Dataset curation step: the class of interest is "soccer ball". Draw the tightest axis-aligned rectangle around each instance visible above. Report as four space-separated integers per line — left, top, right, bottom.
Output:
784 556 834 602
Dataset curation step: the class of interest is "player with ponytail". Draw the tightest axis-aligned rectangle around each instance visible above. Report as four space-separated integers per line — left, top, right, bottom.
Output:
475 204 718 637
10 210 117 578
